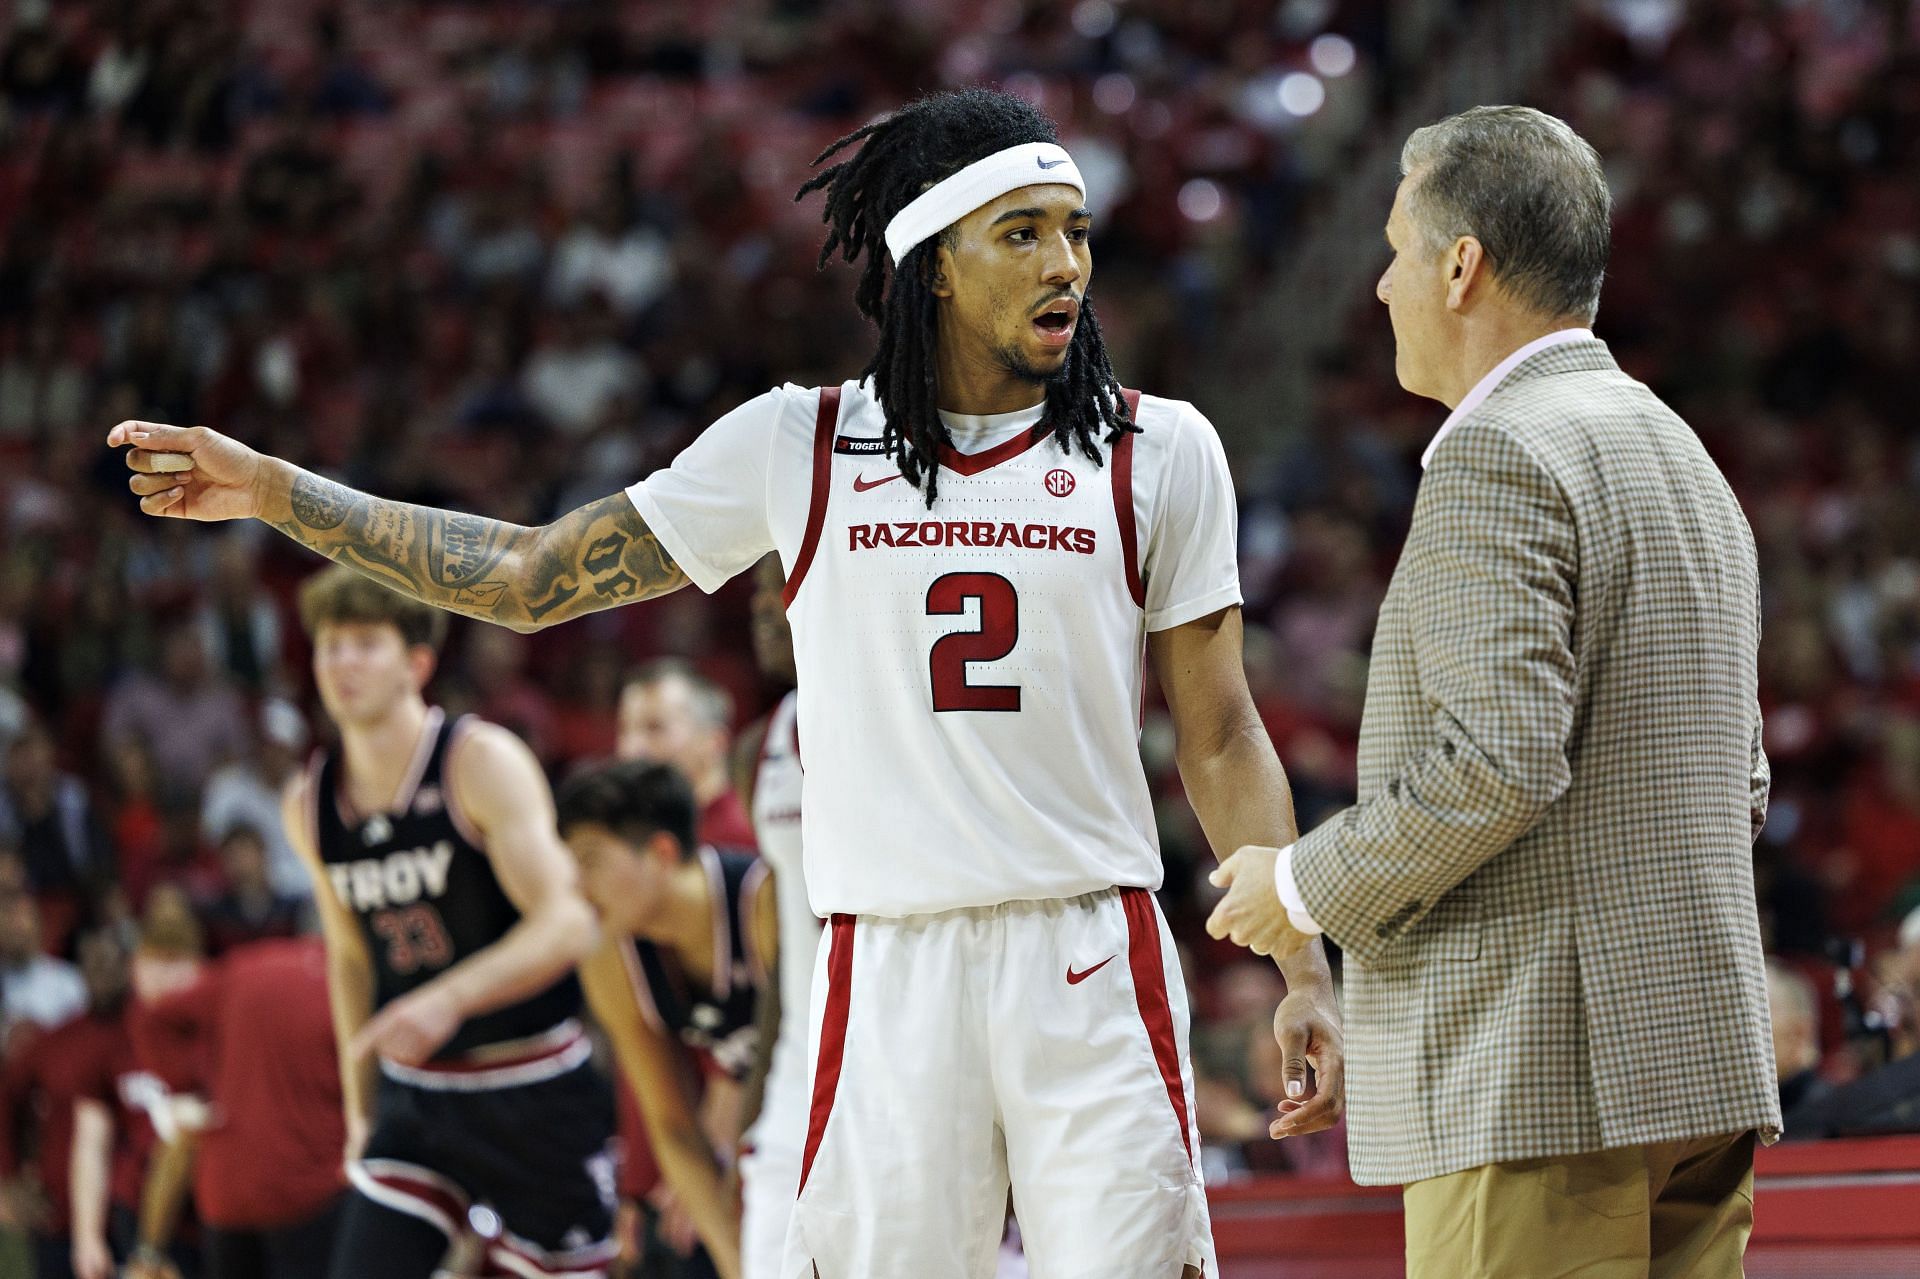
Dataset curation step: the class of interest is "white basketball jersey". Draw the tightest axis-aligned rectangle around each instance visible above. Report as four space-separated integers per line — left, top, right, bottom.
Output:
627 379 1241 919
747 691 815 1156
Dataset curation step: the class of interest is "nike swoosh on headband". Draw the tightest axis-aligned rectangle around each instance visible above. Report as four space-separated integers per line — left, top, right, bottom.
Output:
1037 157 1068 169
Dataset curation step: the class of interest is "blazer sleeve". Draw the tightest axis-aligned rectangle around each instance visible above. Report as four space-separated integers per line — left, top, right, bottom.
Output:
1291 418 1578 967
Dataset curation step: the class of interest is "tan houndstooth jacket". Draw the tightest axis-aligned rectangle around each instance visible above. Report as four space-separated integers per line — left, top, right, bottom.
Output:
1291 338 1782 1187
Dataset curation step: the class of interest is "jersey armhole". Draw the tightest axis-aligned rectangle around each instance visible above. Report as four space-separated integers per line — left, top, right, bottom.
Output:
781 385 843 609
439 716 486 850
741 859 775 989
1111 388 1145 609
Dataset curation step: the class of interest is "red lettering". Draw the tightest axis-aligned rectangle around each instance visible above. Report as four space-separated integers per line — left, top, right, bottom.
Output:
996 523 1022 548
1023 525 1048 550
873 523 898 547
950 522 975 546
973 521 995 547
921 521 944 547
1073 529 1096 555
1047 526 1072 552
849 524 875 551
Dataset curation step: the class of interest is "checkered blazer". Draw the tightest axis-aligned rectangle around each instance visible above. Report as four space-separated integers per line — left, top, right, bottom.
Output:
1292 338 1782 1186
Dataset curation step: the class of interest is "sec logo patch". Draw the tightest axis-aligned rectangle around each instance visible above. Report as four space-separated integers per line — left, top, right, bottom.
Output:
1044 468 1076 497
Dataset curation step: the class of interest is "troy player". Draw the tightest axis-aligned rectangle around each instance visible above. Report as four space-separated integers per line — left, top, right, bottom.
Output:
285 567 615 1279
112 88 1344 1278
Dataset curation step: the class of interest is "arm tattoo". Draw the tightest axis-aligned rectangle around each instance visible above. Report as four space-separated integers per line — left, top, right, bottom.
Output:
289 473 351 530
268 473 688 630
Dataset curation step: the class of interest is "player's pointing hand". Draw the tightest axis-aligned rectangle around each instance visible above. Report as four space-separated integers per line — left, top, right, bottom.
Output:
1206 845 1310 960
350 983 464 1067
107 420 267 522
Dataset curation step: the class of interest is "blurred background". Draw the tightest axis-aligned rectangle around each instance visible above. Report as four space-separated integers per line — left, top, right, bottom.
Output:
0 0 1917 1275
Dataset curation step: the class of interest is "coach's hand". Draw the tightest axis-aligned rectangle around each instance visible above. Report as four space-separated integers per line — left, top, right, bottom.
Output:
1206 845 1310 960
1269 988 1344 1139
350 983 463 1066
107 421 270 521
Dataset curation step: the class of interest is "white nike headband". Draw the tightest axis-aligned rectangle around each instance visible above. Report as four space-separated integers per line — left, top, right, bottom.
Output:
883 142 1087 264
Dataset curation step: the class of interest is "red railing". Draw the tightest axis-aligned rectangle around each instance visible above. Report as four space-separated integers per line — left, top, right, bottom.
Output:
1207 1136 1920 1277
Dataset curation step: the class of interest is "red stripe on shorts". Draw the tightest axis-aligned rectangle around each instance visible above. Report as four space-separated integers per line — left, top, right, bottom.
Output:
1121 886 1193 1161
798 913 855 1194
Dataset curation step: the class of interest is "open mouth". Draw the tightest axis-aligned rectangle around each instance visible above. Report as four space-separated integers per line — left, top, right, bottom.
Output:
1031 297 1079 347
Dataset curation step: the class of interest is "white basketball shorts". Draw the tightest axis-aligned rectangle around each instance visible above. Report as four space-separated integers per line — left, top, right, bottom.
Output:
780 887 1215 1279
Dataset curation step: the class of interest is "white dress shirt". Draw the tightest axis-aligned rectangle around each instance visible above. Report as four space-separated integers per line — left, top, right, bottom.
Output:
1274 326 1594 934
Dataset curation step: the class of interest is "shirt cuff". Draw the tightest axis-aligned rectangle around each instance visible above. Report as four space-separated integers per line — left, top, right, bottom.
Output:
1273 843 1324 936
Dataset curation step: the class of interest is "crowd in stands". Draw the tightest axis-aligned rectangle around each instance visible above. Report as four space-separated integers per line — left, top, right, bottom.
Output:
0 0 1916 1268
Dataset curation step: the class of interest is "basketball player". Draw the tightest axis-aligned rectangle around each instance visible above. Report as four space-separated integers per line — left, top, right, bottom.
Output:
283 566 616 1279
558 760 773 1279
112 88 1344 1278
728 557 810 1279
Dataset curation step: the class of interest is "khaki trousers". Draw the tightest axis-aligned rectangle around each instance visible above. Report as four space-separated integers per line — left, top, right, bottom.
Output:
1403 1130 1757 1278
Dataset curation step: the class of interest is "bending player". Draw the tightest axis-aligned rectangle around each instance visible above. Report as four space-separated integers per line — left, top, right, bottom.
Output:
557 759 773 1279
282 567 616 1279
113 88 1343 1278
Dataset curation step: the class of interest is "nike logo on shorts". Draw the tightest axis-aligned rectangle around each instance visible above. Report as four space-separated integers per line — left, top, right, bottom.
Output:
1037 157 1068 170
1066 956 1115 985
853 473 904 491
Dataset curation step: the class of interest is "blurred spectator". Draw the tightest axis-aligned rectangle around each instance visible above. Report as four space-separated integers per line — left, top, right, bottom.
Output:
1769 960 1831 1119
193 538 284 696
521 296 647 438
0 929 135 1279
0 720 108 940
616 660 755 849
547 193 675 320
200 700 311 902
198 828 304 958
101 630 248 799
128 937 343 1279
0 313 89 441
0 889 86 1048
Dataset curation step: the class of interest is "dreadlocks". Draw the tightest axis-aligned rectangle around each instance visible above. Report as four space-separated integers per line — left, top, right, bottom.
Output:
796 88 1135 506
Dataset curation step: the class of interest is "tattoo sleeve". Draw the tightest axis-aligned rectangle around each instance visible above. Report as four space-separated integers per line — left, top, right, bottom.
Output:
266 469 689 630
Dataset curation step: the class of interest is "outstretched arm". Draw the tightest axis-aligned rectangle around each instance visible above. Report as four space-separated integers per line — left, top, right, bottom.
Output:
1151 606 1344 1140
108 421 687 632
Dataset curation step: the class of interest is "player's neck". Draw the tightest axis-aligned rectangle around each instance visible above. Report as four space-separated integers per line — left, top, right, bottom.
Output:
935 342 1048 417
339 698 432 808
633 860 714 979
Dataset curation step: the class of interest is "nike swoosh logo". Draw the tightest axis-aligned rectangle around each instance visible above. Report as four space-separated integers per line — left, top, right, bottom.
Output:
1066 956 1116 985
1037 157 1068 170
853 473 904 492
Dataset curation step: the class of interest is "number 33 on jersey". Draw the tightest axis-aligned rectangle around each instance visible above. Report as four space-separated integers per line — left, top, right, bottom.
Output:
626 379 1242 920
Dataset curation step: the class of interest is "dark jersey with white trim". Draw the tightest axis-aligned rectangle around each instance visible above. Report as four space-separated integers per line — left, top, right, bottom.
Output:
311 708 582 1057
621 846 765 1080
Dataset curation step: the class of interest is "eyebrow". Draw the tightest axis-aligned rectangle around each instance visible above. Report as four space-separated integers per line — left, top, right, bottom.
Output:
991 206 1094 227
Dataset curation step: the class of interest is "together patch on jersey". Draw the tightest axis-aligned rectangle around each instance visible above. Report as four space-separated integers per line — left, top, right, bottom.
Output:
833 435 892 456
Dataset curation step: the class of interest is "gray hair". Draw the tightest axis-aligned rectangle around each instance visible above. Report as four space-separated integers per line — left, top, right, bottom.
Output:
624 657 734 732
1400 105 1611 323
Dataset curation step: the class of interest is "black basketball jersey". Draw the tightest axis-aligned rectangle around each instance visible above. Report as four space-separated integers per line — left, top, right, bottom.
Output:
621 847 768 1080
311 708 582 1057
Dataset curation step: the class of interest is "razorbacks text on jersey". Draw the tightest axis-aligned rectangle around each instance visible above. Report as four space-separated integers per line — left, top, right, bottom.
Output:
618 846 769 1080
626 380 1240 919
309 707 582 1057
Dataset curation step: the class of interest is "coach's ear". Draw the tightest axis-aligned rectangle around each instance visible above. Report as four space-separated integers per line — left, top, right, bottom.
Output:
1445 234 1487 313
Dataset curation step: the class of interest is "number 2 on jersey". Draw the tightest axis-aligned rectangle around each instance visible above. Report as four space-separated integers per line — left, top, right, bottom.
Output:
927 572 1021 712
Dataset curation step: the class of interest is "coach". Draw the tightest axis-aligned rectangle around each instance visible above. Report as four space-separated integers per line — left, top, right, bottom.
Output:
1209 105 1780 1277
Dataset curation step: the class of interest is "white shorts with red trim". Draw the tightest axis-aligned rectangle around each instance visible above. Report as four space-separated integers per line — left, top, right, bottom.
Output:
782 887 1215 1279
